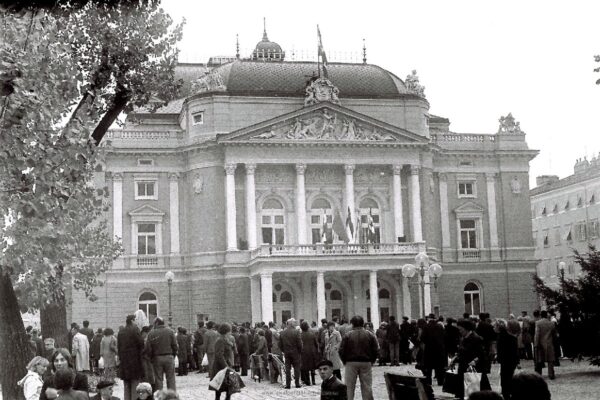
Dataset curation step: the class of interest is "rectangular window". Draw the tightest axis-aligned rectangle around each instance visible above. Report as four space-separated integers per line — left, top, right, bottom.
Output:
137 223 156 255
543 231 550 247
576 222 587 241
554 228 561 246
192 111 204 125
589 220 599 239
459 219 478 248
135 181 157 200
458 182 476 197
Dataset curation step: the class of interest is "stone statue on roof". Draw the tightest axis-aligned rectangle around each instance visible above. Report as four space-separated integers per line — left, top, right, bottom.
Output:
405 70 426 97
497 113 524 134
304 77 341 106
192 70 226 94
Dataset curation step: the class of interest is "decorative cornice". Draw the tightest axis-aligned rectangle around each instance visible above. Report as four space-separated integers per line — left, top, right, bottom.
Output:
224 163 237 175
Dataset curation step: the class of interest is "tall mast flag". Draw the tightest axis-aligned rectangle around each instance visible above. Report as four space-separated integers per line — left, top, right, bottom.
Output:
367 208 375 243
345 206 355 243
317 25 328 78
321 209 329 244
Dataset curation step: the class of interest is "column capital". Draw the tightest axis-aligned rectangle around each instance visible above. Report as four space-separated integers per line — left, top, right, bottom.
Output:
438 172 447 182
344 164 355 175
169 172 180 181
409 165 421 175
485 172 497 182
225 163 237 175
245 163 257 174
316 271 325 277
260 271 273 278
393 164 403 175
112 172 123 181
296 163 307 175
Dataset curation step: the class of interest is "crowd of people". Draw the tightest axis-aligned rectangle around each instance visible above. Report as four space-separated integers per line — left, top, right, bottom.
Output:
19 307 570 400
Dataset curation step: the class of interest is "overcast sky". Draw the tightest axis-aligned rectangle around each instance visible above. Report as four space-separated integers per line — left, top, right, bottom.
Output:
162 0 600 188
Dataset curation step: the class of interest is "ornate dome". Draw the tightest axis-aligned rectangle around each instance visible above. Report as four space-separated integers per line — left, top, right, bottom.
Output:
252 19 285 61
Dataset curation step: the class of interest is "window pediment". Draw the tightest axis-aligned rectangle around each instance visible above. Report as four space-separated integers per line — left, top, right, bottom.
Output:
129 204 165 222
454 201 484 217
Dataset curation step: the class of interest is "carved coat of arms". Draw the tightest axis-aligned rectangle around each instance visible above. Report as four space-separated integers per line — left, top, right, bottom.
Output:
305 78 340 106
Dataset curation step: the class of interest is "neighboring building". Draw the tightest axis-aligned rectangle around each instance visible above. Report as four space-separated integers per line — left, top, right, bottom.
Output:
70 27 539 330
530 157 600 282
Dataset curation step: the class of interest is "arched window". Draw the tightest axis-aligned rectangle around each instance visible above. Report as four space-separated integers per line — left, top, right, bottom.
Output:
359 198 381 244
138 291 158 325
379 288 390 299
261 198 285 246
330 290 342 301
310 198 333 244
464 282 482 316
280 291 293 302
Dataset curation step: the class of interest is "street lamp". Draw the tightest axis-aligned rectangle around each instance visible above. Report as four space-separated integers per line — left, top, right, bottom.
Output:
401 252 443 318
558 261 566 280
165 270 175 327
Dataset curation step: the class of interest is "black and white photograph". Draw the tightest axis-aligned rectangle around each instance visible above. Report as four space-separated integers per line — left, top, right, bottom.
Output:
1 1 599 399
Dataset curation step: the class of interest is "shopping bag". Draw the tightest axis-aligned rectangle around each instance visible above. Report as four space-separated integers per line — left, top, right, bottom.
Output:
442 366 461 395
464 367 482 397
209 368 228 390
98 356 104 369
201 353 209 367
174 355 179 368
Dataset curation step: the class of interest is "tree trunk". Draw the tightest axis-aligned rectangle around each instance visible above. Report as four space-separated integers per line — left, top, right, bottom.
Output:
40 299 68 349
0 272 29 400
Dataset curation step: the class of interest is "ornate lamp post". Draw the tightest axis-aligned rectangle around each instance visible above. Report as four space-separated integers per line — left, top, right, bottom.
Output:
558 261 566 280
401 252 443 318
165 270 175 327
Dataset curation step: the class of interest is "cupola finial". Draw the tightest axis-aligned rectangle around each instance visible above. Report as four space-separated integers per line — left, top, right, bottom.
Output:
362 38 367 64
262 17 268 41
236 34 240 59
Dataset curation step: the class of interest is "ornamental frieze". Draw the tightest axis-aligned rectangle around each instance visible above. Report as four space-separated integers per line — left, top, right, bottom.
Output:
249 109 398 142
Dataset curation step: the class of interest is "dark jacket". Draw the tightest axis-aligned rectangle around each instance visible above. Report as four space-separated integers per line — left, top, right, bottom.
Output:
145 325 178 358
236 332 249 355
300 330 320 371
194 327 206 351
211 335 233 378
204 329 220 354
90 333 103 359
117 324 145 380
279 326 303 356
444 324 461 356
421 320 446 369
264 328 273 351
455 332 486 374
321 374 348 400
90 395 120 400
40 370 88 400
339 327 379 364
497 329 519 367
177 333 192 362
79 327 94 344
387 320 401 343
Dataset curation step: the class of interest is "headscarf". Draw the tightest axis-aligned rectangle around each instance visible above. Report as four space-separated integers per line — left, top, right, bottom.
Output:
134 309 149 331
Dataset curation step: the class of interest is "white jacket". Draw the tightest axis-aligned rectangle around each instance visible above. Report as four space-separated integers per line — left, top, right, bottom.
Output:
18 370 43 400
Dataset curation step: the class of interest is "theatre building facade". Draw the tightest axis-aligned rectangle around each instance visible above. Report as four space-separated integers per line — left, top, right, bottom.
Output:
71 35 540 329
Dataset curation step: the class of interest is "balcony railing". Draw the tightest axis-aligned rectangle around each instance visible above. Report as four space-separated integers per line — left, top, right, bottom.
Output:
251 242 426 258
459 249 481 261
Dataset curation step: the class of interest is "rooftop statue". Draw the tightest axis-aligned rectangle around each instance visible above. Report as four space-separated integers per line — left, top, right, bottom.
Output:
305 77 340 106
497 113 525 134
192 70 226 94
405 70 426 97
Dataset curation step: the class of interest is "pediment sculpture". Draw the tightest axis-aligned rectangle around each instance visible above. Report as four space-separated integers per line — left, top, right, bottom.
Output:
249 109 398 142
305 77 340 106
192 70 226 93
497 113 524 134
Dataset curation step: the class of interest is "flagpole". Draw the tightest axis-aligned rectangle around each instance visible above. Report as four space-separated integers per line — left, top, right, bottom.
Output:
317 25 321 78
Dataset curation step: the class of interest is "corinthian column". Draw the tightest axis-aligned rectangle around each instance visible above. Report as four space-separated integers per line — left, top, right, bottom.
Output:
225 163 238 250
169 173 180 254
317 272 326 322
112 173 123 241
296 164 308 245
245 164 257 250
260 273 273 324
410 165 423 242
439 173 451 259
486 173 500 260
392 164 404 241
369 270 380 328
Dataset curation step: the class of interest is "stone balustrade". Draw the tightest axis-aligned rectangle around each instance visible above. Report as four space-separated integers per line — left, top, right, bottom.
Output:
253 242 427 257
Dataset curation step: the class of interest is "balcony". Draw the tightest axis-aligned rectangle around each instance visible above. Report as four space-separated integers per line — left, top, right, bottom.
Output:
119 254 184 269
459 249 481 262
250 242 427 258
104 130 183 149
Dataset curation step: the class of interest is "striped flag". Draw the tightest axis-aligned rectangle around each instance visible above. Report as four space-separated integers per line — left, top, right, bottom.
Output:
321 209 330 244
317 25 328 78
345 206 354 243
367 208 375 243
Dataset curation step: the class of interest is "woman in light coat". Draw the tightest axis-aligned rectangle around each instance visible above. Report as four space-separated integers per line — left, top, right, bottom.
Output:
324 322 343 380
100 327 118 380
18 356 49 400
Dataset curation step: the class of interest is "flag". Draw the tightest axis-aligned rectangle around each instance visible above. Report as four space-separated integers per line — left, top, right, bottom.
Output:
321 209 330 244
345 206 354 243
333 209 349 243
317 25 328 78
367 208 375 243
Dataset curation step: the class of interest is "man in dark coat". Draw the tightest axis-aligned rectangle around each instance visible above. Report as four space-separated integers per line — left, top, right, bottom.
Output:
421 313 446 386
399 316 411 364
90 328 103 374
203 321 219 379
145 317 178 391
118 314 145 400
534 310 557 380
236 326 250 376
475 313 496 373
278 318 303 389
444 318 461 358
386 316 401 366
318 359 347 400
265 323 274 352
194 321 206 373
451 319 491 400
176 327 192 376
317 318 329 357
80 320 94 344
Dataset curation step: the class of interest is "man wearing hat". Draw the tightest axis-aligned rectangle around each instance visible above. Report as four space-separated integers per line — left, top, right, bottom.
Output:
278 318 303 389
318 359 347 399
90 380 120 400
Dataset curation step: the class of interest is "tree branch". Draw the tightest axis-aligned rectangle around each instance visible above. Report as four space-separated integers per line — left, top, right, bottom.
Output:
91 87 130 145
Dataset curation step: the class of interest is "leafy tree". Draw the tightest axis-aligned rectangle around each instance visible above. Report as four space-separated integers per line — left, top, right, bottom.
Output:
0 2 183 398
533 245 600 366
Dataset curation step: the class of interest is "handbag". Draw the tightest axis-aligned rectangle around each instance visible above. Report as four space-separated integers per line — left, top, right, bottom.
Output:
442 366 461 395
201 353 209 367
98 356 105 369
174 355 179 368
464 367 482 397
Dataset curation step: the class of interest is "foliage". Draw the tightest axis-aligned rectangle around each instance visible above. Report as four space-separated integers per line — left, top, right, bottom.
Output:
533 245 600 366
0 0 183 308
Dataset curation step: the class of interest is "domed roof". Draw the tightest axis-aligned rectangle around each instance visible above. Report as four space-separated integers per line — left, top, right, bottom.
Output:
203 60 412 99
252 19 284 61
